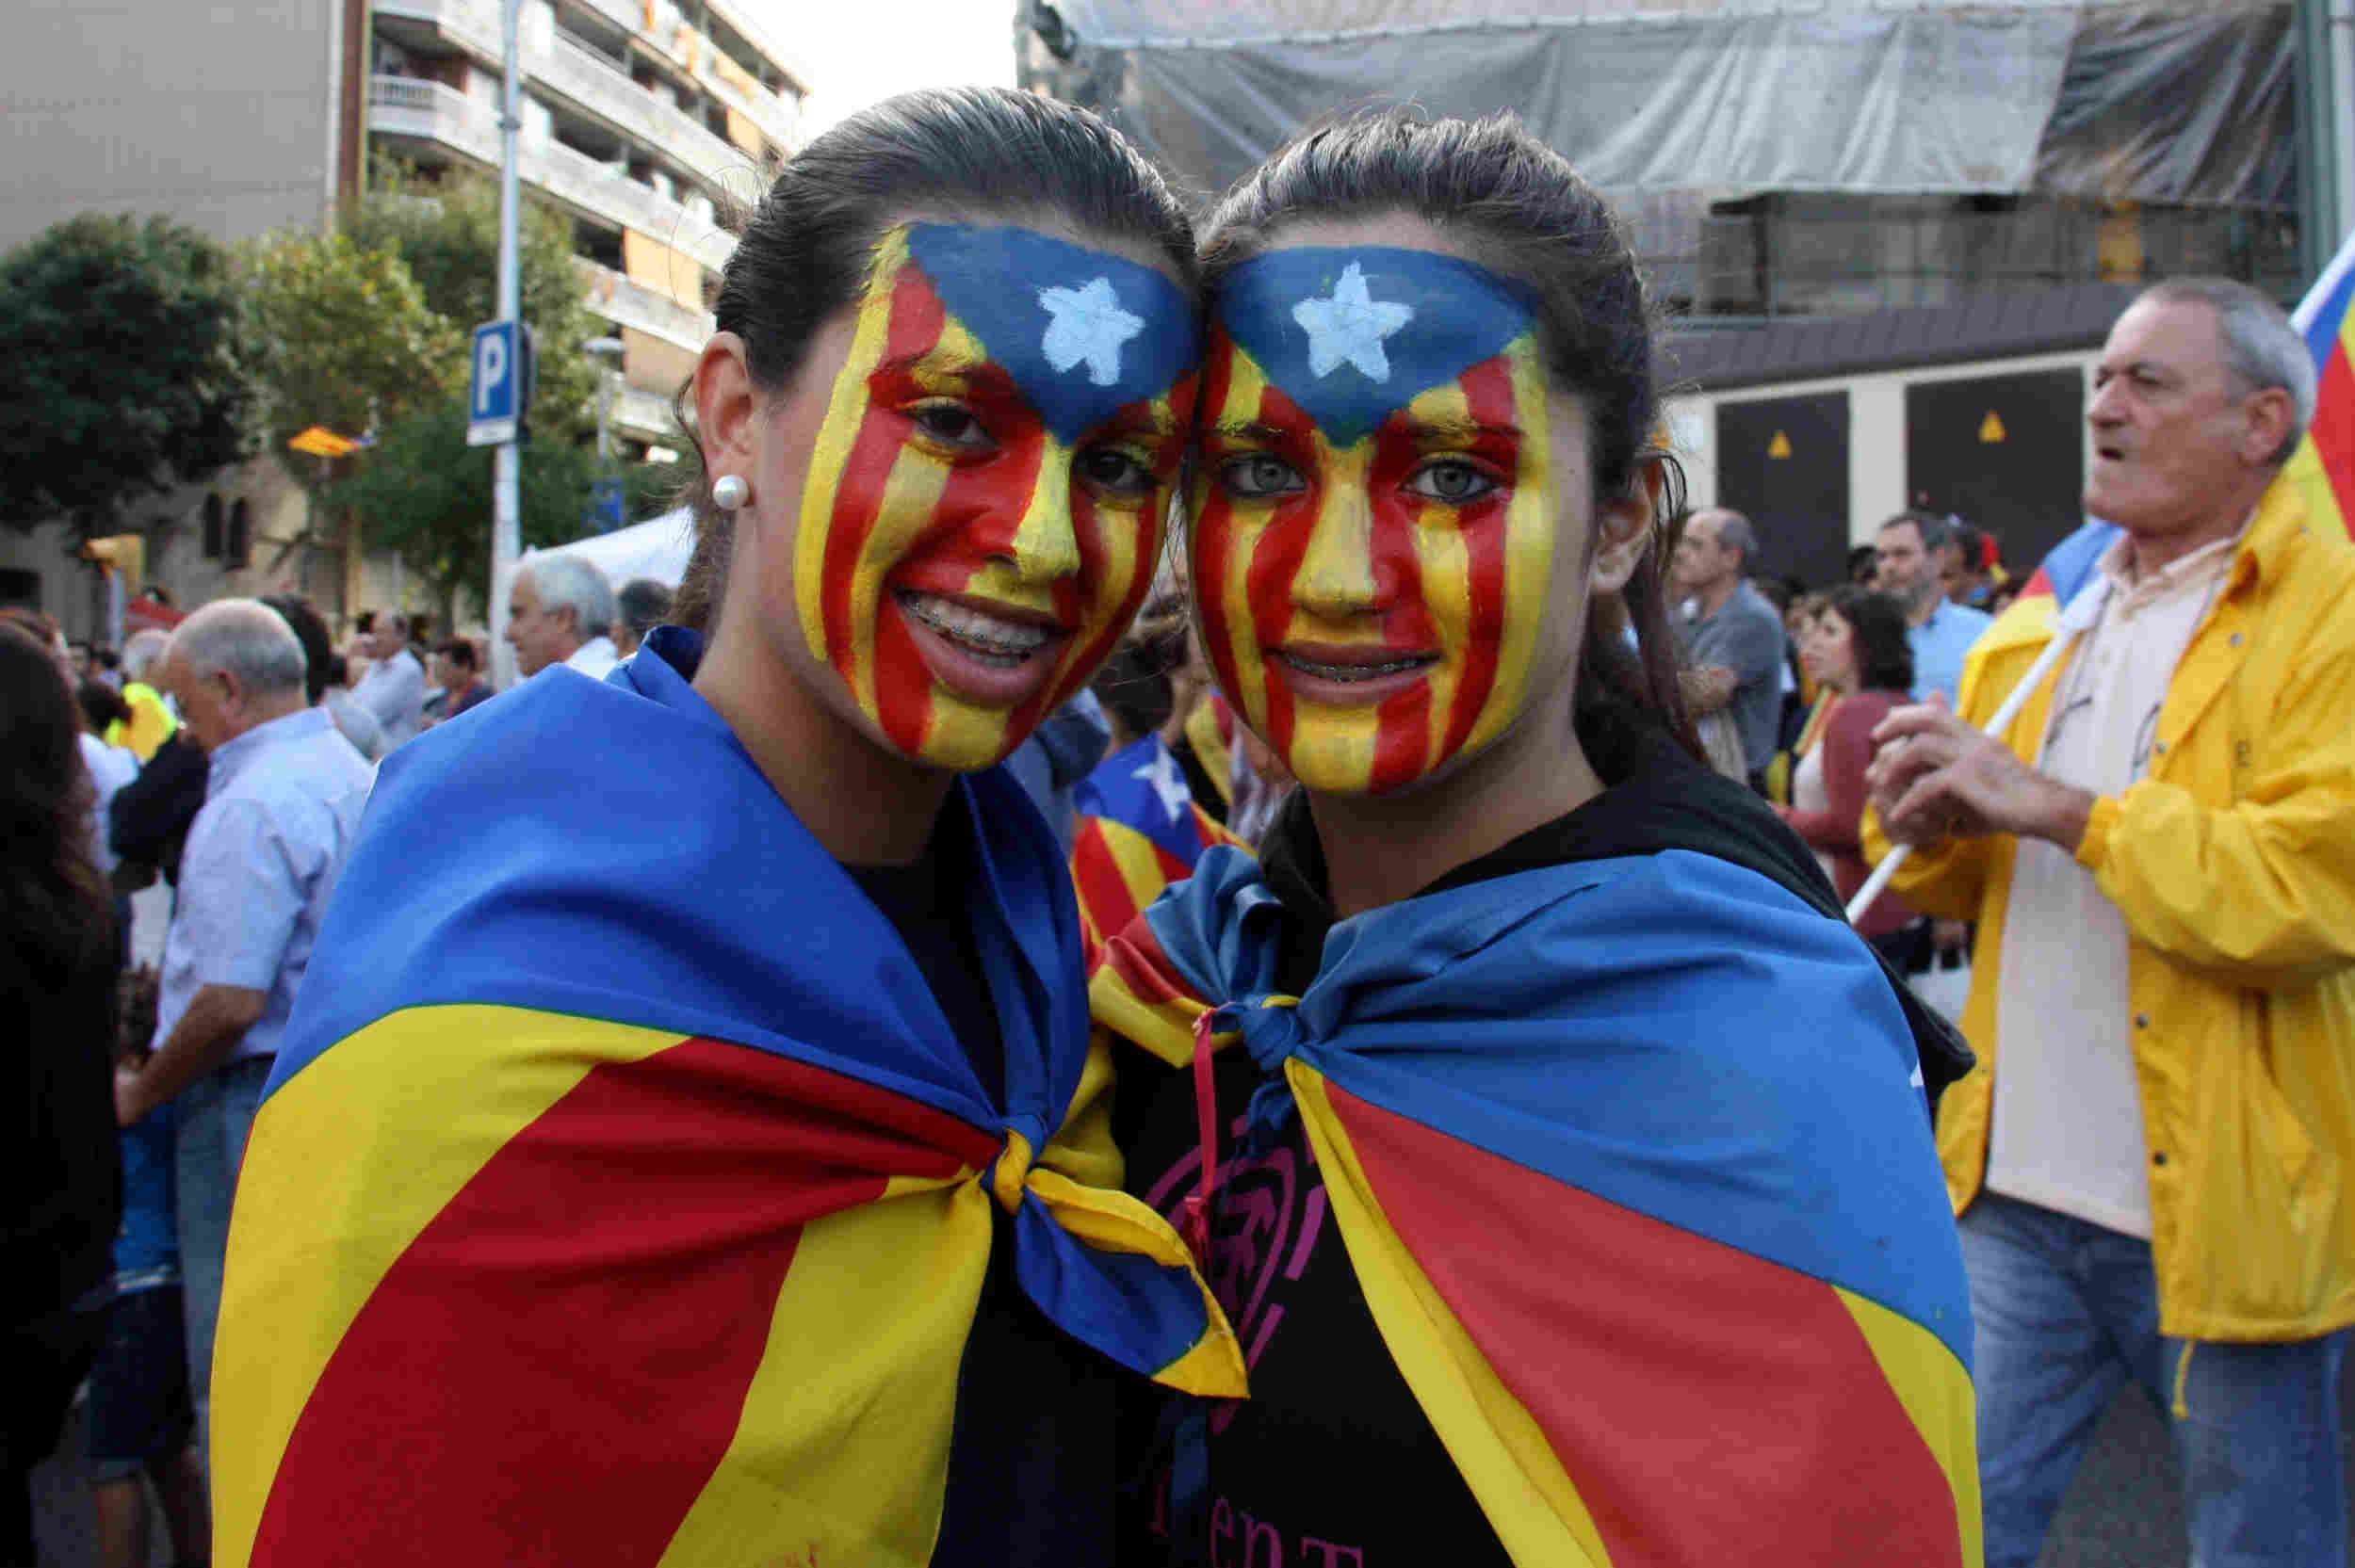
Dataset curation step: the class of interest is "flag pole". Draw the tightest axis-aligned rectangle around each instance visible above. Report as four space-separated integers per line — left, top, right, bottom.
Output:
1843 627 2082 926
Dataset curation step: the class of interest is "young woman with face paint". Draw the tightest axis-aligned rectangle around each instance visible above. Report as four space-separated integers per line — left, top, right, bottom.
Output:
1092 113 1982 1566
209 90 1249 1568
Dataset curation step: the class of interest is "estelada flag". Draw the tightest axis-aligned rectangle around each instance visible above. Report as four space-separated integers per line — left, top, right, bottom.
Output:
212 638 1244 1568
1069 731 1242 960
2018 231 2355 614
1094 848 1980 1567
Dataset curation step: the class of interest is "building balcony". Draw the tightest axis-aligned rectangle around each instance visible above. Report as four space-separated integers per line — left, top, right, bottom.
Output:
377 0 797 164
611 381 682 445
575 258 711 352
366 75 735 269
540 32 750 189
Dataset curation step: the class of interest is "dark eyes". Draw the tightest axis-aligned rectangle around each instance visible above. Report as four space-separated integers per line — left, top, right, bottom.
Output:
909 401 991 449
1405 458 1499 505
1077 446 1155 495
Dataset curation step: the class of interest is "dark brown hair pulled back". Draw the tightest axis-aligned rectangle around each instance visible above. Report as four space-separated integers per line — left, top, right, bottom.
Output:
1196 109 1698 760
672 86 1198 633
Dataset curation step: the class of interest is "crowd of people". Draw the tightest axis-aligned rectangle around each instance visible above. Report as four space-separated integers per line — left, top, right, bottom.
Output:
8 82 2353 1568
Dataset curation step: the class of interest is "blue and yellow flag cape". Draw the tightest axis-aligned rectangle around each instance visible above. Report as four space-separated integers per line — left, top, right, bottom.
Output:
1094 848 1980 1567
1069 732 1242 961
213 632 1243 1568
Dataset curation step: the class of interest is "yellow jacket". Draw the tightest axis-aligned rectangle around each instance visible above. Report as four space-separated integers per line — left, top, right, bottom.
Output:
105 680 176 762
1865 484 2355 1341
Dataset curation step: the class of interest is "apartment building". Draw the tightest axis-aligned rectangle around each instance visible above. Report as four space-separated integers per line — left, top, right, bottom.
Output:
367 0 804 448
2 0 804 635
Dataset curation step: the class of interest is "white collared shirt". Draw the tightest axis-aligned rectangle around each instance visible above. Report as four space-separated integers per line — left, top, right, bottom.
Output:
563 636 620 683
1988 522 2243 1237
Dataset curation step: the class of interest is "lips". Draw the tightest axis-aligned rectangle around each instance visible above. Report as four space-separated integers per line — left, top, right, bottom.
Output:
1270 641 1438 706
893 589 1071 708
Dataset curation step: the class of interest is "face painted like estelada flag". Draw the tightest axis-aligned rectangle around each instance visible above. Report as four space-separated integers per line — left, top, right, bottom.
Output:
1195 247 1559 796
800 223 1199 771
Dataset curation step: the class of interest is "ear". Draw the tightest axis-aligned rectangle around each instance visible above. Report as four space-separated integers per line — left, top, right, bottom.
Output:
2240 385 2297 468
694 331 760 491
1587 470 1658 596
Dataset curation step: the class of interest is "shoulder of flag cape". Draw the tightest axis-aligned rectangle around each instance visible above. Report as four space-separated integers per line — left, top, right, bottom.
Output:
1038 276 1145 388
1292 261 1417 383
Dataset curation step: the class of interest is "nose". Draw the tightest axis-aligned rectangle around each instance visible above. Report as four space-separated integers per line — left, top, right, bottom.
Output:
1002 444 1082 583
2087 378 2126 430
1291 486 1381 619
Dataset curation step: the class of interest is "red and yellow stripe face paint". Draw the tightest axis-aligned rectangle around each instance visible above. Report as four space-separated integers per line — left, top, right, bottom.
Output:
1192 247 1558 795
793 223 1198 771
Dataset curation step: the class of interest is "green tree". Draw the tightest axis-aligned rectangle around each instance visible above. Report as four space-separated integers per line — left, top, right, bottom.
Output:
348 158 601 444
0 213 250 537
241 228 460 463
332 389 606 622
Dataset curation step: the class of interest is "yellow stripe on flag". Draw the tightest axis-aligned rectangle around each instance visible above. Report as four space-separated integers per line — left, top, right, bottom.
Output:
1835 1286 1983 1568
214 1005 685 1568
1289 1067 1615 1568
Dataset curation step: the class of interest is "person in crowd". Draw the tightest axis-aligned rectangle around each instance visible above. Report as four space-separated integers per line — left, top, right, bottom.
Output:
317 655 387 763
0 622 122 1568
86 1026 208 1568
68 639 93 681
1938 520 2004 610
612 576 674 661
212 87 1241 1568
349 609 427 748
115 600 375 1446
108 629 179 761
1876 509 1991 707
428 637 492 722
1774 587 1924 967
1671 506 1788 791
1092 109 1975 1567
1849 541 1883 587
1762 590 1831 804
1866 276 2355 1568
506 555 619 680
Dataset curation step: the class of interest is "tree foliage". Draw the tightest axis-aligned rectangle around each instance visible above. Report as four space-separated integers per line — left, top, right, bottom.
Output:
332 390 608 622
240 228 460 465
347 159 602 444
0 213 250 537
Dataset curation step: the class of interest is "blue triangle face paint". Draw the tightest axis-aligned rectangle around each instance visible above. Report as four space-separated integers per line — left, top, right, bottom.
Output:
1215 247 1537 446
903 224 1199 445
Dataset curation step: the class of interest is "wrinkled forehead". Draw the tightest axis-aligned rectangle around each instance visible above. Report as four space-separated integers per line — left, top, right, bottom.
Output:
1213 246 1540 444
870 222 1199 443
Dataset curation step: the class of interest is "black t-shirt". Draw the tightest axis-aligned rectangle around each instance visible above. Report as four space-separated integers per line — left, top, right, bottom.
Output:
1111 712 1967 1564
847 801 1118 1566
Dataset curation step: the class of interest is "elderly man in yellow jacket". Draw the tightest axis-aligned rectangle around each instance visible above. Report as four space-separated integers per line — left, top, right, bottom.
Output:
1865 276 2355 1568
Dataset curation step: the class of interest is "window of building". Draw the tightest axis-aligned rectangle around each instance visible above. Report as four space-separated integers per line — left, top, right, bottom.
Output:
226 500 251 569
202 493 225 558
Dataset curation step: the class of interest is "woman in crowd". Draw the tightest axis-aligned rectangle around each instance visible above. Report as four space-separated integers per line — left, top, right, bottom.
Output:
212 87 1241 1568
0 622 121 1568
1093 111 1979 1566
1777 585 1926 965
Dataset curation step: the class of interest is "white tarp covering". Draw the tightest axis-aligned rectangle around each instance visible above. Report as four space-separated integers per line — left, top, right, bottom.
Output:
1045 0 2293 207
528 507 695 590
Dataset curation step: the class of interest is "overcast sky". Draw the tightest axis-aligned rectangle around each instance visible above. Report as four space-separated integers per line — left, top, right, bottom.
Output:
778 0 1019 137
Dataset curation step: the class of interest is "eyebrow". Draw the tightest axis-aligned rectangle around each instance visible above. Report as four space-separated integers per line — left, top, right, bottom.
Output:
1398 415 1523 443
1204 418 1290 443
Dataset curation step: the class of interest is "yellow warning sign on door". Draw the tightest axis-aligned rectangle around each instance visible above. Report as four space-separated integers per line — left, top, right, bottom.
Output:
1767 430 1792 460
1979 410 2007 444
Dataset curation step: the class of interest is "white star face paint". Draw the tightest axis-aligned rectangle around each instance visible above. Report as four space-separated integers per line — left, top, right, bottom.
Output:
1039 277 1147 388
1291 262 1417 382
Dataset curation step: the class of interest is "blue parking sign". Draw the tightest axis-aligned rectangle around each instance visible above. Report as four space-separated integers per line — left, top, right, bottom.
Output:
467 320 518 446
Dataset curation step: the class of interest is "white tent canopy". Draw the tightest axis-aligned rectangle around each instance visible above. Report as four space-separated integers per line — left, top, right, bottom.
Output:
527 507 697 590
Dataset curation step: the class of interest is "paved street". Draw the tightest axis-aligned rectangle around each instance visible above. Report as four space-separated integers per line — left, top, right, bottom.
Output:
28 1357 2355 1564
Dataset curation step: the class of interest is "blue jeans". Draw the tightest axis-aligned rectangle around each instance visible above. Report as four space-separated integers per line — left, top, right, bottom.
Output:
1961 1191 2350 1568
174 1053 274 1421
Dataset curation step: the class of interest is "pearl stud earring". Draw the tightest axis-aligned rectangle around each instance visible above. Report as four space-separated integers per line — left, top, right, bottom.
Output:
712 474 750 511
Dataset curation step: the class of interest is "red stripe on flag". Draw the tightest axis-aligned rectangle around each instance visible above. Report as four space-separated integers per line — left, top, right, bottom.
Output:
2312 339 2355 540
249 1036 997 1566
1244 377 1312 765
1324 1082 1965 1567
1072 818 1148 948
1099 920 1197 1009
